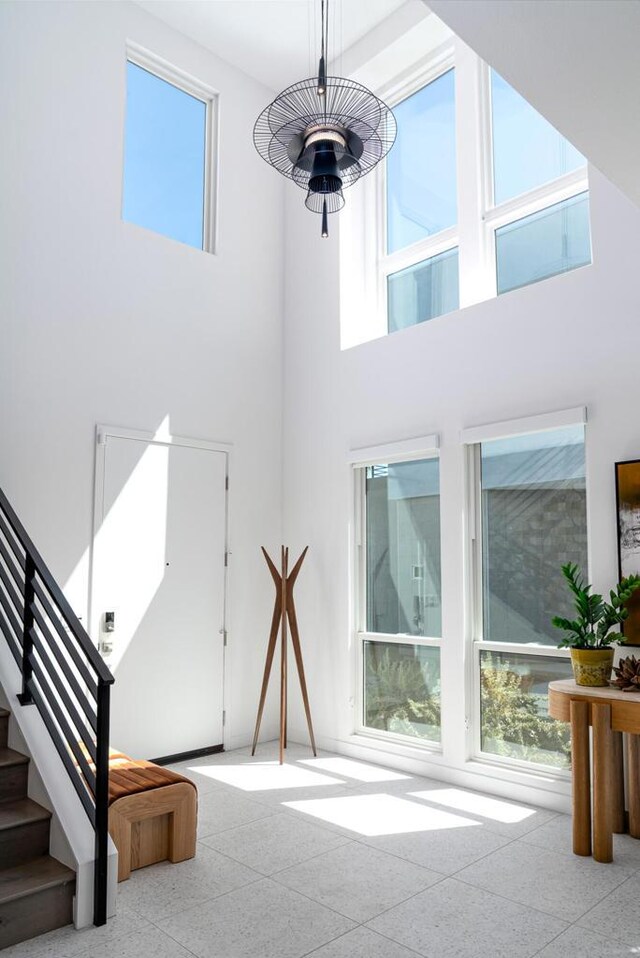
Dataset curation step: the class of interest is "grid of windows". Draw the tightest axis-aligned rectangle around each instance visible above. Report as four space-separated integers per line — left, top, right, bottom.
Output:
354 418 587 775
374 57 591 337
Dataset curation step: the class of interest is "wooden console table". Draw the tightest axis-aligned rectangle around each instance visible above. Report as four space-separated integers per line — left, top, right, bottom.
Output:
548 679 640 862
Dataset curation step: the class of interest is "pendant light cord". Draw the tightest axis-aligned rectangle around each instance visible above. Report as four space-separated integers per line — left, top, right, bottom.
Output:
317 0 329 99
322 0 329 66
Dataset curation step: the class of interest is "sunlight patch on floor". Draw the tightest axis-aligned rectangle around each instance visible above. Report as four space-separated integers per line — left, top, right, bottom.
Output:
409 788 536 824
185 761 344 791
283 792 480 836
299 756 411 783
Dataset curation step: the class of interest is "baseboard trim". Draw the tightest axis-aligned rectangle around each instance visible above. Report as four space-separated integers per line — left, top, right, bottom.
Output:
149 744 224 765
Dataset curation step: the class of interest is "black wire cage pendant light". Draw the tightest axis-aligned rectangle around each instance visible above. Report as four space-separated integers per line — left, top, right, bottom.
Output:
253 0 397 237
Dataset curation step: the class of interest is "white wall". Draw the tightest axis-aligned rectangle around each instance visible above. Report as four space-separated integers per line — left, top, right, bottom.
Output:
0 0 284 751
282 164 640 809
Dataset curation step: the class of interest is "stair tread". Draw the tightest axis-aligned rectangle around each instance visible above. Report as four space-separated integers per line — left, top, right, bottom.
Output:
0 709 9 719
0 797 51 831
0 747 29 769
0 856 75 905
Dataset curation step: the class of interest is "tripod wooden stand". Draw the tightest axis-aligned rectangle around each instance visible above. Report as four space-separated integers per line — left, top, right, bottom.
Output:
251 546 317 764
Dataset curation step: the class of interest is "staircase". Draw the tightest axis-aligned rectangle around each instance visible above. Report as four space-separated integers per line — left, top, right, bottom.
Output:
0 706 75 949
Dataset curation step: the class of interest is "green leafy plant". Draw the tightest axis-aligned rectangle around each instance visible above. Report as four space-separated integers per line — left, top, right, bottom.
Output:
551 563 640 649
480 659 570 768
365 648 440 740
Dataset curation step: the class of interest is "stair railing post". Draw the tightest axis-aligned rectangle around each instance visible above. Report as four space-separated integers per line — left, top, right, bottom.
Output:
93 679 110 926
17 554 36 706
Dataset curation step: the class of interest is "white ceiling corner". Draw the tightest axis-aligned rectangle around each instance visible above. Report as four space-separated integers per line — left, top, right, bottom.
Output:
135 0 415 92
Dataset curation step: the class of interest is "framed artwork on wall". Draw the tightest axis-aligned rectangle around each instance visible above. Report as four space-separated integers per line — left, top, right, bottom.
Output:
615 458 640 645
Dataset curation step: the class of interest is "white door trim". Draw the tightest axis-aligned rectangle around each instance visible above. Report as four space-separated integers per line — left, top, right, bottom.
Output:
89 423 232 751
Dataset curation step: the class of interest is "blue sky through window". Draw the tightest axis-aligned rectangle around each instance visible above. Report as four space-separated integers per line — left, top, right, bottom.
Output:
491 70 586 205
123 61 206 249
386 69 457 254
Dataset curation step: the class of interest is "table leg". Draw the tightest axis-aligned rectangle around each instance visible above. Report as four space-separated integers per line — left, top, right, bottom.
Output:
570 699 591 856
592 702 613 863
627 733 640 839
611 730 626 834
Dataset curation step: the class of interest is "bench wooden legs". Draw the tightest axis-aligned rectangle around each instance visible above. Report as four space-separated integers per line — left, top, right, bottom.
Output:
108 782 197 882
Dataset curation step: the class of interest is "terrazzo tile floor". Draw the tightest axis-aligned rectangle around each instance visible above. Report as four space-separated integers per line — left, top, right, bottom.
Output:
6 742 640 958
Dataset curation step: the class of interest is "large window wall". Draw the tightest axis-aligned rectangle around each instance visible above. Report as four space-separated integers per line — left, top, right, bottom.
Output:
352 411 588 782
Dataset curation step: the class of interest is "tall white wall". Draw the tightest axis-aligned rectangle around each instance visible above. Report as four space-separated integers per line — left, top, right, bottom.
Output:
282 165 640 808
0 0 284 750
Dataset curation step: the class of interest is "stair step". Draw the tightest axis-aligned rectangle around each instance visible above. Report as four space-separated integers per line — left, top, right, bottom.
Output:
0 748 29 803
0 747 29 769
0 797 51 832
0 855 74 905
0 856 75 949
0 798 51 869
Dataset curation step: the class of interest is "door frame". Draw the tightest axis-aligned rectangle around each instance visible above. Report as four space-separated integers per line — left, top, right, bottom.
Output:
89 423 232 751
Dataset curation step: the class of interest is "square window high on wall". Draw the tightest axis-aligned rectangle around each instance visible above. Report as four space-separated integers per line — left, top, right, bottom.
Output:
122 46 218 252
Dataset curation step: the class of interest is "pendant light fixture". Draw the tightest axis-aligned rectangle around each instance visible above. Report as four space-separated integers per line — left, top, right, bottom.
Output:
253 0 397 237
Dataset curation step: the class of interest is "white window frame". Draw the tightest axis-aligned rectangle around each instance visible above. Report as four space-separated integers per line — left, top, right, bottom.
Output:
350 434 443 752
376 44 457 335
363 37 590 342
124 42 220 254
463 407 587 774
478 56 590 301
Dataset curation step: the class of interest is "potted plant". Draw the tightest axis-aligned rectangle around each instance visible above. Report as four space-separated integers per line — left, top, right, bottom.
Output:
552 563 640 687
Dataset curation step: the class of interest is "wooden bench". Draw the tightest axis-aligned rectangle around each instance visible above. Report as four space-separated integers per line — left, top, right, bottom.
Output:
107 751 198 882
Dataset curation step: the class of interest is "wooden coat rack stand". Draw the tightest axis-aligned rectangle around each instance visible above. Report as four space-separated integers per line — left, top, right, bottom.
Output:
251 546 317 764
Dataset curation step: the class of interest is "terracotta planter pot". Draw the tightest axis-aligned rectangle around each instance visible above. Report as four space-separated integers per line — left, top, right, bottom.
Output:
570 648 615 687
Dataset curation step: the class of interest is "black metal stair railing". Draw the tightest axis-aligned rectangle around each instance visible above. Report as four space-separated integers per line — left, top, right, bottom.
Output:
0 485 114 926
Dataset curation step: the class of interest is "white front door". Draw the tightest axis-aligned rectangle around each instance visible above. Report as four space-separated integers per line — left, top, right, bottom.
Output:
91 431 227 759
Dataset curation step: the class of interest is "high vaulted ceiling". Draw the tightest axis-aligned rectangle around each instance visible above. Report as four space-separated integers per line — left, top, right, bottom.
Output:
136 0 640 211
135 0 413 92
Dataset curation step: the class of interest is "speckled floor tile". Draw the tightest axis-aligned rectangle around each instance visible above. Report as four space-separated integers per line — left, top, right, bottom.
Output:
158 877 355 958
367 876 568 958
200 810 351 875
578 873 640 945
274 840 443 922
535 924 636 957
456 840 633 921
116 842 260 920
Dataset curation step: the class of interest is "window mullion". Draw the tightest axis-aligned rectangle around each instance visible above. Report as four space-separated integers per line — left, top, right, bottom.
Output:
485 169 589 231
454 40 494 308
381 227 459 277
